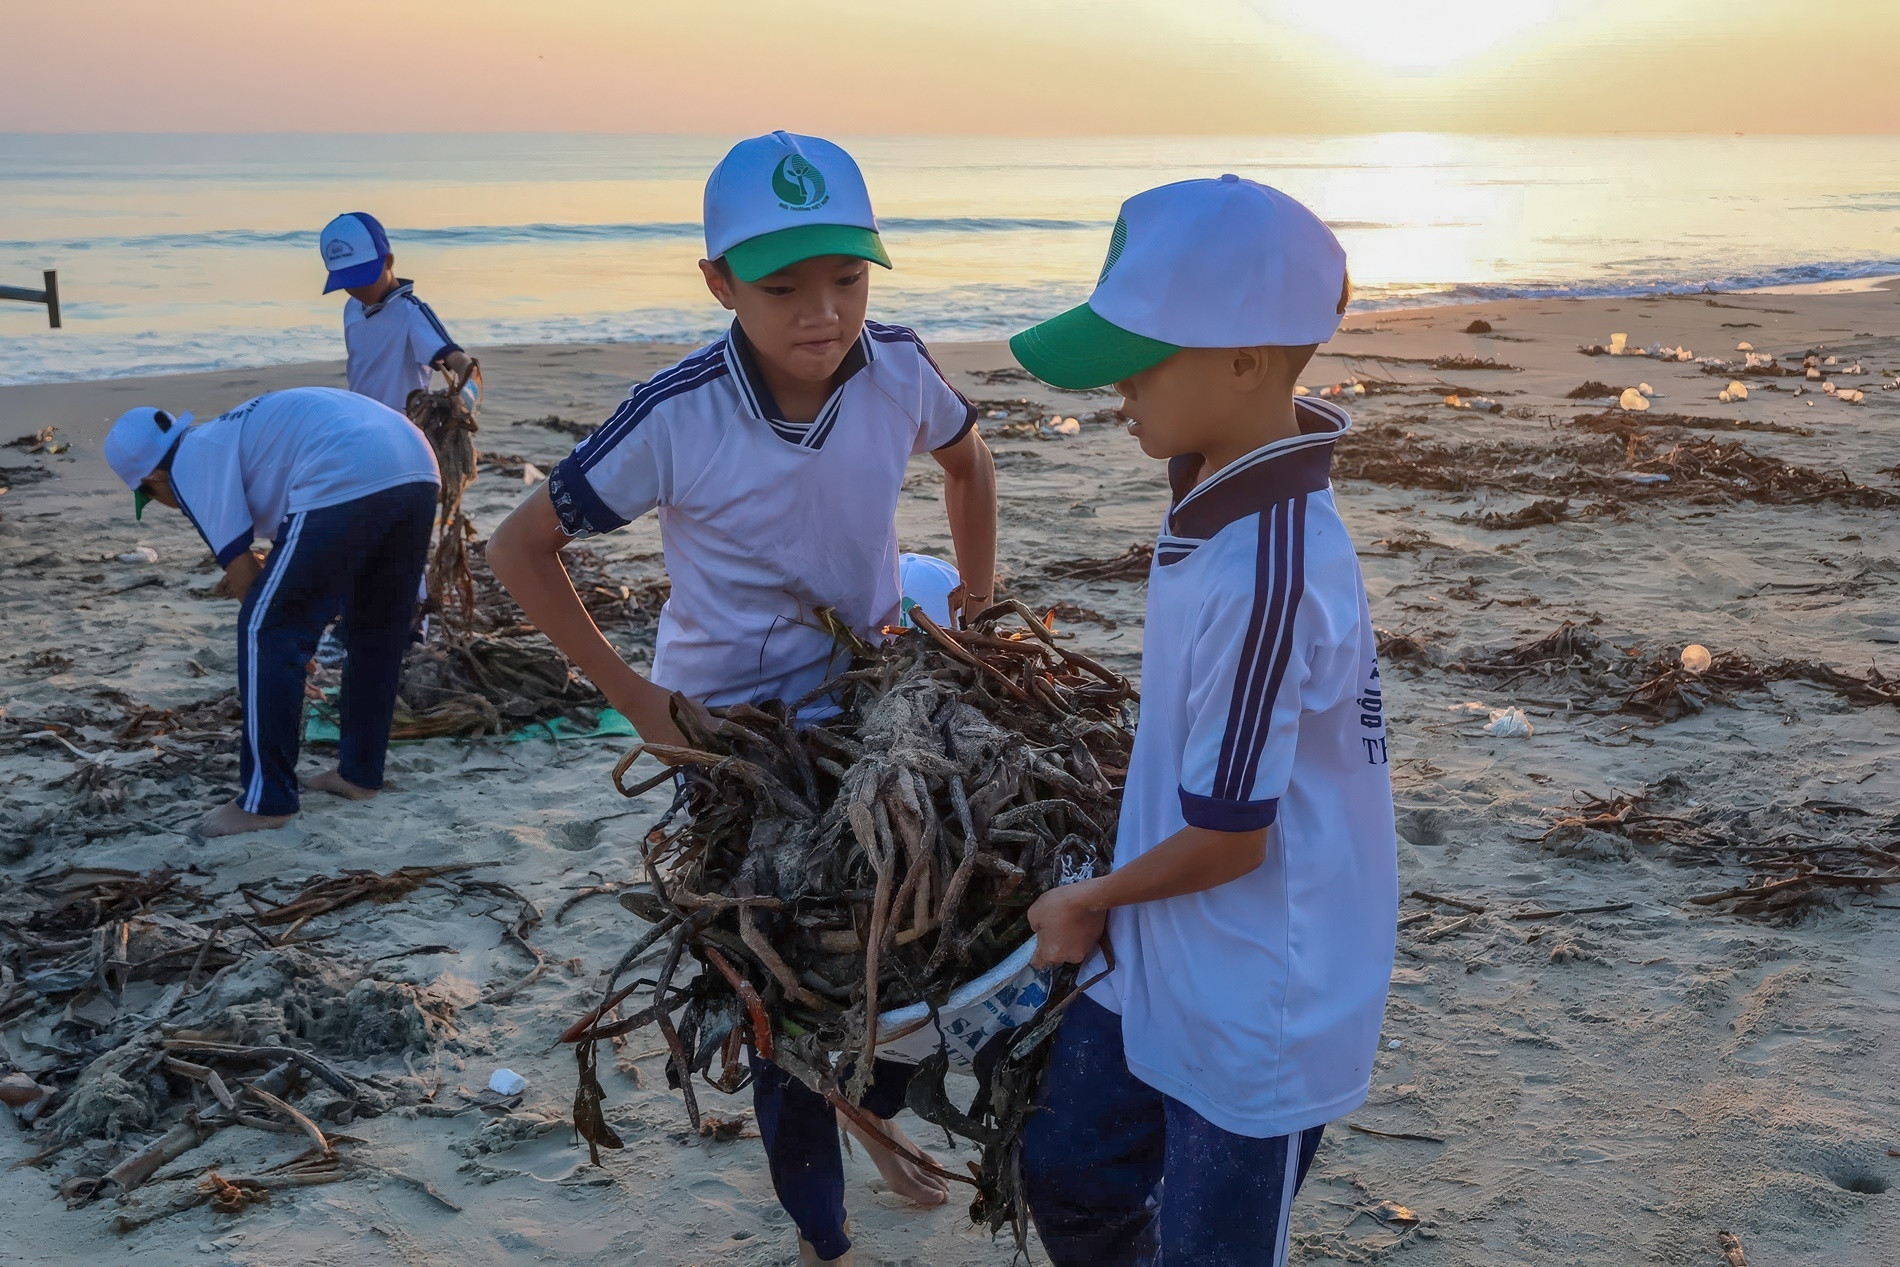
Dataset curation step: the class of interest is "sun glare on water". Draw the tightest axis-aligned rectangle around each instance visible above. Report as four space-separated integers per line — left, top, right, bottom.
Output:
1265 0 1560 71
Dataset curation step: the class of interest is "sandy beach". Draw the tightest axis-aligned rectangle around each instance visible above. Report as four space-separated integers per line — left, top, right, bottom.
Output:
3 287 1898 1266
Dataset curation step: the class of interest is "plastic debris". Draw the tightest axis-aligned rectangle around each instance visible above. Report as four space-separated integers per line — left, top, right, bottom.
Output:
1680 644 1712 674
1838 389 1866 404
1483 706 1534 738
521 462 545 485
487 1068 528 1096
1617 387 1650 412
1735 341 1753 352
1638 383 1655 398
1608 333 1628 355
117 547 159 564
1613 471 1671 484
1040 416 1081 438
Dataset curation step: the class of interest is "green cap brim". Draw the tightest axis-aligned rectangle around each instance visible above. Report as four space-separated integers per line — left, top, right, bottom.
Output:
134 487 153 520
1008 303 1179 391
722 224 892 284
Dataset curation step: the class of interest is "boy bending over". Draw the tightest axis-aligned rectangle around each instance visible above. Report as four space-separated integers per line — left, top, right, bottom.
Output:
1012 175 1398 1266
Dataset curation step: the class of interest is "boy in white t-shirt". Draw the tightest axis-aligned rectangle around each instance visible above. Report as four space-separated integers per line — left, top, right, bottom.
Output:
102 388 441 839
319 211 481 414
488 131 997 1265
1011 176 1399 1265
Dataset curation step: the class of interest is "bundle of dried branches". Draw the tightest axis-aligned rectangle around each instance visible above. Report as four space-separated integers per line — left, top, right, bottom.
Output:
566 604 1137 1241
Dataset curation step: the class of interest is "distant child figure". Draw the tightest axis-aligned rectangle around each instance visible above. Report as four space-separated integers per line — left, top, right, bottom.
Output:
103 387 440 838
487 131 998 1265
319 211 481 413
1010 176 1399 1265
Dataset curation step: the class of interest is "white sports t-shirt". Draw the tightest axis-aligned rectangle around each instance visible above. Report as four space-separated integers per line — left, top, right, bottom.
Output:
547 320 976 710
343 280 461 412
1086 397 1399 1139
167 387 439 565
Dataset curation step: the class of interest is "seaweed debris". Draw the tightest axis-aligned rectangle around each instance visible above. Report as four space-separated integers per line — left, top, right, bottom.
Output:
566 606 1137 1244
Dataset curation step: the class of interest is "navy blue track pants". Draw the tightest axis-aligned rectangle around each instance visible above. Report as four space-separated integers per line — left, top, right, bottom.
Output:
747 1053 915 1262
1023 994 1326 1266
234 481 435 816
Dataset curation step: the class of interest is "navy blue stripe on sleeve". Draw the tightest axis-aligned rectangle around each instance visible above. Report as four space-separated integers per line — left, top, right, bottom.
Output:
214 532 254 568
574 348 728 476
1212 496 1307 802
866 320 979 448
546 456 625 537
409 296 454 346
1180 788 1280 832
427 342 462 366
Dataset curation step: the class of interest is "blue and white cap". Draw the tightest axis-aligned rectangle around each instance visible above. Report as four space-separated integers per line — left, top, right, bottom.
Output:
319 212 391 294
703 132 890 283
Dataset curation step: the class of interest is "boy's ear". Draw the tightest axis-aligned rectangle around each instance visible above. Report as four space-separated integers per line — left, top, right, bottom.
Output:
1228 346 1273 391
383 253 396 276
698 259 738 312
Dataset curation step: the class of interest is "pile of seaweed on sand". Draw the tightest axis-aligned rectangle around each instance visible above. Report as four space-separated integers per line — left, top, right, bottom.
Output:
0 861 536 1227
563 603 1136 1246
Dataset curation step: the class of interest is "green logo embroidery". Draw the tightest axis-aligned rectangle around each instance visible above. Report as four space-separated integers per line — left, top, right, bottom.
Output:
772 155 829 211
1098 217 1128 283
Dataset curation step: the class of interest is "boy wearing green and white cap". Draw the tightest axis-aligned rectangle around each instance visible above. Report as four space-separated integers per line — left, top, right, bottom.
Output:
488 131 997 1264
1014 176 1398 1265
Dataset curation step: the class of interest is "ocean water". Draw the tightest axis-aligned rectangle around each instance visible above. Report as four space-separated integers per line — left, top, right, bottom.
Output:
3 132 1898 385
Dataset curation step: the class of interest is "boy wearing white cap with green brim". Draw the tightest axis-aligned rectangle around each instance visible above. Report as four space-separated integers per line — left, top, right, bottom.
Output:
1013 176 1398 1265
487 130 997 1265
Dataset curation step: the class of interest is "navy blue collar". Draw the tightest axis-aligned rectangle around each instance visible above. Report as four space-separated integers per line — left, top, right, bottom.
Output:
1164 398 1348 542
359 279 415 317
723 320 875 439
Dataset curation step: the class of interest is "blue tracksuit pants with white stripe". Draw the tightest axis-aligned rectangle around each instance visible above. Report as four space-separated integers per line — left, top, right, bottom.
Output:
234 481 435 817
1024 995 1326 1267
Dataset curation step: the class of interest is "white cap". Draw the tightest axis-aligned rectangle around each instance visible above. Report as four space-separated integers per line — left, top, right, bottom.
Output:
702 131 890 283
1011 175 1347 389
318 212 391 293
104 406 194 516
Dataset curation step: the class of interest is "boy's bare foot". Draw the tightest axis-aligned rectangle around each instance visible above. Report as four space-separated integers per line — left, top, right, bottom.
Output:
198 800 294 837
303 768 379 801
841 1114 950 1208
797 1236 854 1266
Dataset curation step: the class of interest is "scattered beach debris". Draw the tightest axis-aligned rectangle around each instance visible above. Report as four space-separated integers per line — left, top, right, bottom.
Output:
6 427 68 455
1463 319 1493 334
568 606 1136 1245
1334 416 1899 510
1476 499 1571 530
1037 543 1153 583
1617 387 1650 412
513 414 595 438
1483 707 1534 738
1443 394 1502 413
0 858 536 1215
116 547 159 565
1566 381 1618 399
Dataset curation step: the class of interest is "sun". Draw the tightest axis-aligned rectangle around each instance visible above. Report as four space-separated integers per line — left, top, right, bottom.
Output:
1262 0 1559 71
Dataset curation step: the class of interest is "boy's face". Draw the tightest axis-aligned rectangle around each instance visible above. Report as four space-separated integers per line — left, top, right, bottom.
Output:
1113 348 1240 460
344 255 398 305
700 254 869 384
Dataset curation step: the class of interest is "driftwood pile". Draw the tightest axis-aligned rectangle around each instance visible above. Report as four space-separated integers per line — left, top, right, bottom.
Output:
564 605 1137 1243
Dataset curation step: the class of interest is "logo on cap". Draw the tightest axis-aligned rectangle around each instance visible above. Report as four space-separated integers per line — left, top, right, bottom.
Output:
1097 217 1129 284
772 155 829 212
324 238 355 261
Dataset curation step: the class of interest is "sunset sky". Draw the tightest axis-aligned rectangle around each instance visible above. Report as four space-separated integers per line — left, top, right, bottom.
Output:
7 0 1898 135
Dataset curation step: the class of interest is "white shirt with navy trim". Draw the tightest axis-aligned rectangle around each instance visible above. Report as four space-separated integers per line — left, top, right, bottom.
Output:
546 320 976 710
168 387 439 566
1087 397 1398 1139
343 280 461 412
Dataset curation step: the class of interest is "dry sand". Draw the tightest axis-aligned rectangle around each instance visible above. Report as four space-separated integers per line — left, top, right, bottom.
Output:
3 287 1898 1266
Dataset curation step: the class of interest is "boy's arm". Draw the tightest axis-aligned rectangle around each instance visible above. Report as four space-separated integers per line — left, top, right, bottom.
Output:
930 429 997 625
1028 824 1268 967
486 485 691 751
